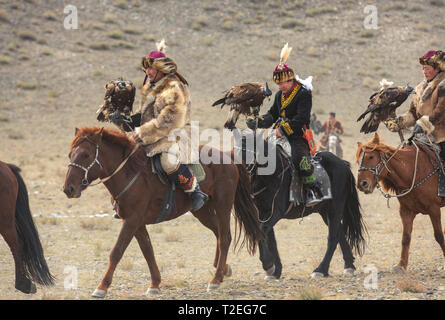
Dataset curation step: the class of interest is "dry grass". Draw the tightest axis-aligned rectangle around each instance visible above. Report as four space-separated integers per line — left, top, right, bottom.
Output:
298 286 323 300
306 6 336 17
17 80 37 90
0 55 11 65
395 277 427 293
79 219 111 231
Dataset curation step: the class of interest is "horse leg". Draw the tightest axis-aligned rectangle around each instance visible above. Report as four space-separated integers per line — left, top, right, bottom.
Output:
428 208 445 270
92 219 140 298
394 206 416 273
1 225 36 294
320 211 355 275
311 207 342 278
208 202 232 291
134 225 162 295
259 223 282 280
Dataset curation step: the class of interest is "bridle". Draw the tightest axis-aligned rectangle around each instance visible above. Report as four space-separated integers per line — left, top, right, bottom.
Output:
69 143 103 187
357 148 388 181
68 138 140 192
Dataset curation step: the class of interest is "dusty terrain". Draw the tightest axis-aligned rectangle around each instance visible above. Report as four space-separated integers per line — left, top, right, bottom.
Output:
0 0 445 300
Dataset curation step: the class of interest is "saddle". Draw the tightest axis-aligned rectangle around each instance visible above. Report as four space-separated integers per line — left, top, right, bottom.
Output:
149 154 206 223
412 136 445 197
268 133 333 206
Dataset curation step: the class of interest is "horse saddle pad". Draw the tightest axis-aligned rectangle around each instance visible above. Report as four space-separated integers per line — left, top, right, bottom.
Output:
150 155 206 185
275 146 332 206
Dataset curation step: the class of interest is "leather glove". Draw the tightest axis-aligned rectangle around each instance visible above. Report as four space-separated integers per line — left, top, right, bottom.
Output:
385 118 401 132
412 124 424 135
246 118 257 130
109 110 124 126
416 115 435 134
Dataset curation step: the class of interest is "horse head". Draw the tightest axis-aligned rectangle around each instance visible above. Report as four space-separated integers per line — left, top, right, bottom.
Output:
63 127 105 198
356 133 385 194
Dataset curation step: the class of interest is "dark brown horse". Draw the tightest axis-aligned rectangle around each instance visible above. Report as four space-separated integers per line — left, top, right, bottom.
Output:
356 133 445 272
0 161 54 293
63 127 263 297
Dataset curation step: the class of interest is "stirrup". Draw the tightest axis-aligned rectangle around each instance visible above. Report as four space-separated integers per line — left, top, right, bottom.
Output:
305 187 323 207
189 184 209 211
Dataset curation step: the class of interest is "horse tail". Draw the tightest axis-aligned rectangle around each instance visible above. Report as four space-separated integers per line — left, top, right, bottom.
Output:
9 164 55 286
342 164 368 257
233 163 264 255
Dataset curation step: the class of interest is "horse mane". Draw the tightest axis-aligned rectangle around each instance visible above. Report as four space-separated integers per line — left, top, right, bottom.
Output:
70 127 136 151
71 127 149 176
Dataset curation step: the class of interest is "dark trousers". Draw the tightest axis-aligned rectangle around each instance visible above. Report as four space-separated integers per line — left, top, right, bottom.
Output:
439 142 445 162
290 137 315 184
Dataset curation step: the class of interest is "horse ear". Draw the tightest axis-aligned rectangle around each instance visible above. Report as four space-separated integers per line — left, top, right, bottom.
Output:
98 127 104 141
373 132 380 143
357 142 362 148
75 127 79 136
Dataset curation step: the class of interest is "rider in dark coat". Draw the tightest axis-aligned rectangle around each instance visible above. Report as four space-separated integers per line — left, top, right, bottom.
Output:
247 43 322 206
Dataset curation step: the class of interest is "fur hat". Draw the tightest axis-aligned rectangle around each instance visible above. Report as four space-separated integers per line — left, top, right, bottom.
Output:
419 50 445 71
273 43 295 84
141 39 177 75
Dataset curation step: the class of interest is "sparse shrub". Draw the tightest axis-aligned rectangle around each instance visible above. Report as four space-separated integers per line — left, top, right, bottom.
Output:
42 10 57 21
104 13 118 24
191 16 209 31
306 6 336 17
142 34 156 41
0 55 11 65
89 42 110 50
107 30 124 39
384 2 405 11
112 40 135 49
395 278 427 293
430 0 444 6
16 30 37 41
222 19 235 31
360 30 377 38
299 286 323 300
114 0 128 10
122 26 143 35
17 80 37 90
6 129 24 140
280 18 304 29
362 77 378 90
0 9 9 22
6 41 20 51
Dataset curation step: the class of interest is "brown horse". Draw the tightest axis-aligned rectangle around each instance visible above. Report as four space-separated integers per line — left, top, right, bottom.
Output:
356 133 445 272
0 161 54 293
63 127 263 298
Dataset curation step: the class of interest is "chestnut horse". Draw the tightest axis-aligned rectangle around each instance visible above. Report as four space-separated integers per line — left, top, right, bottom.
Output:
0 161 54 293
356 133 445 272
63 127 263 298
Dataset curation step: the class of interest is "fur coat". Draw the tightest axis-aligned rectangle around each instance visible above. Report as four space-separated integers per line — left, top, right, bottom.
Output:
402 71 445 143
137 73 194 162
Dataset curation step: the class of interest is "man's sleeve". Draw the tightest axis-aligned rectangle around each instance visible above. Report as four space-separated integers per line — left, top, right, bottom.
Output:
429 82 445 126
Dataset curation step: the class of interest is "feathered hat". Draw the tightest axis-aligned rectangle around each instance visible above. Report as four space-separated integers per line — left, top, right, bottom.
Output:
419 50 445 71
141 39 177 75
273 43 295 84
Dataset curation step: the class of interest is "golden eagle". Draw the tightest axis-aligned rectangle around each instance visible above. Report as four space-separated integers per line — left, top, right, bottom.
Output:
357 79 414 134
96 78 136 123
212 82 272 130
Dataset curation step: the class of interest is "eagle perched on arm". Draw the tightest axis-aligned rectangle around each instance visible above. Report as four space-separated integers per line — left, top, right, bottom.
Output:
357 79 414 134
212 82 272 130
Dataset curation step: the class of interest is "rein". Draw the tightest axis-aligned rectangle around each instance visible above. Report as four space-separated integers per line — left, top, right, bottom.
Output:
68 139 141 200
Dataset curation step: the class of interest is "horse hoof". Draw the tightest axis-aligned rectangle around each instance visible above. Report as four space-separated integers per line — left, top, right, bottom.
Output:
264 275 277 281
265 265 275 276
392 266 406 274
207 283 220 292
310 272 325 279
225 265 232 277
343 268 355 276
91 289 107 298
146 288 160 295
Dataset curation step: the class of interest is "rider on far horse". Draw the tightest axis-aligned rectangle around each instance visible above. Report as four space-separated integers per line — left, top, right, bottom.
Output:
114 40 209 212
246 43 323 206
319 112 344 153
386 50 445 163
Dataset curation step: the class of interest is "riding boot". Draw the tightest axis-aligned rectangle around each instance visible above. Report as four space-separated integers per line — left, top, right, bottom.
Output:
167 163 209 211
300 158 323 207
